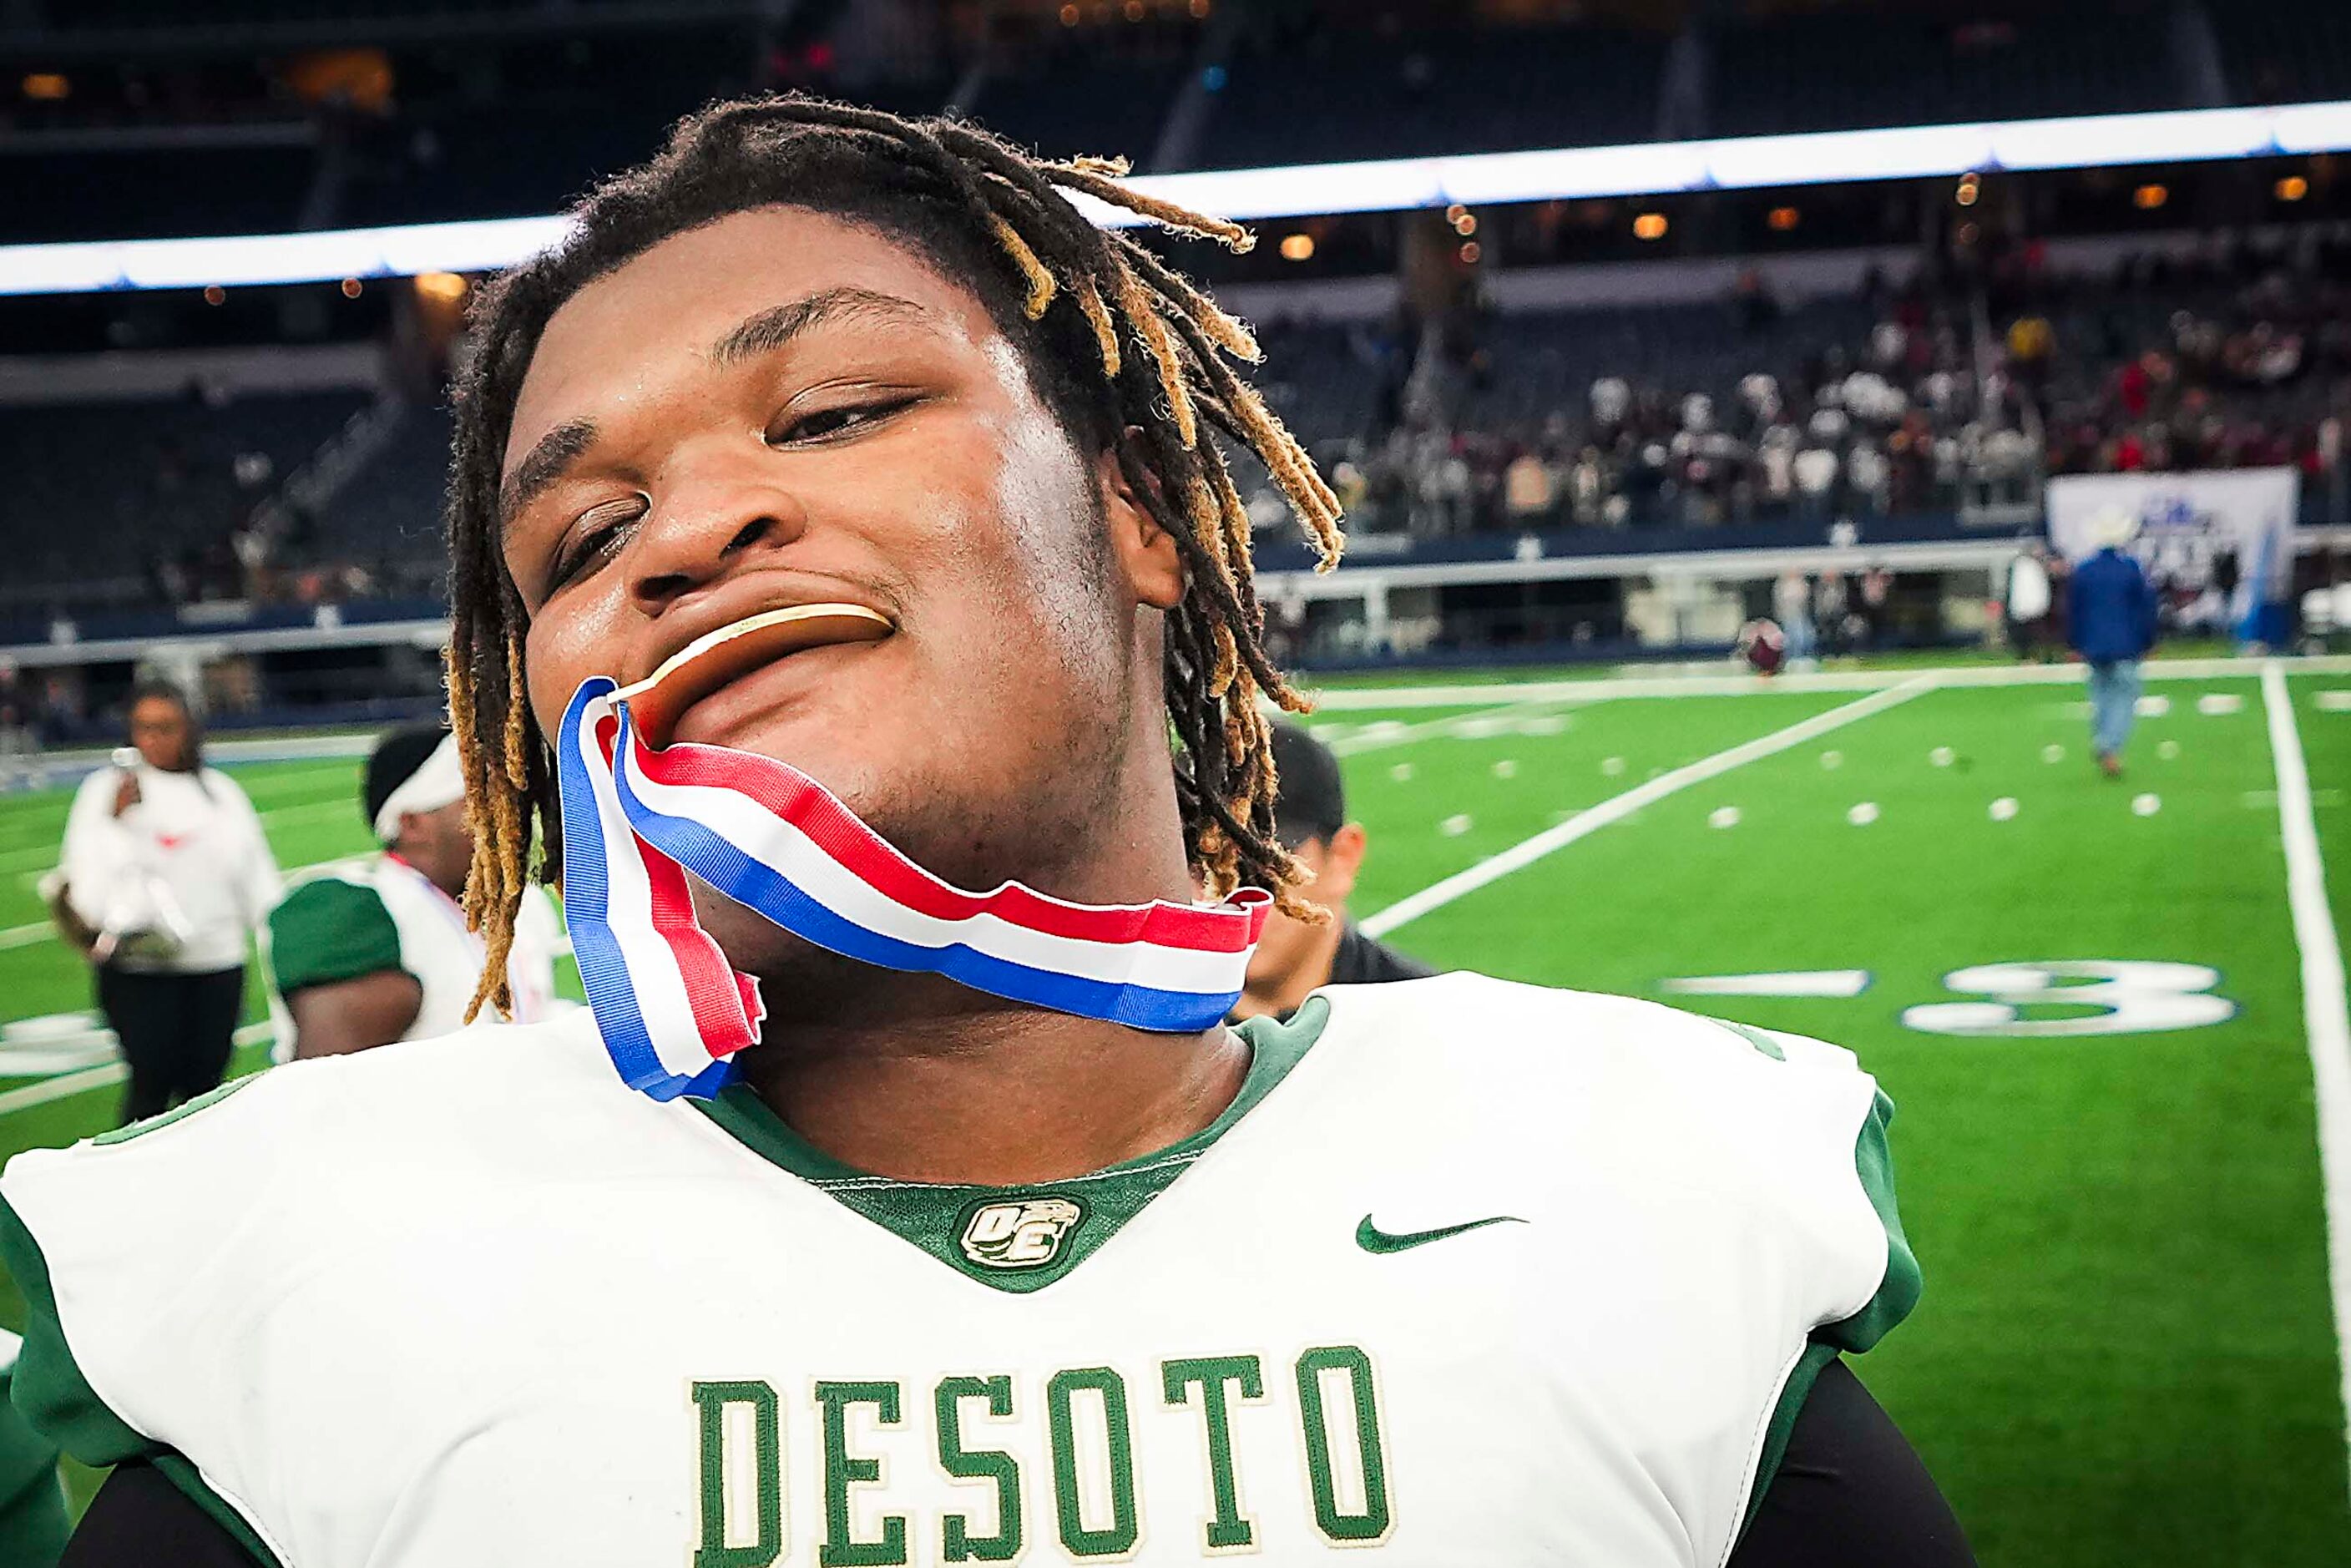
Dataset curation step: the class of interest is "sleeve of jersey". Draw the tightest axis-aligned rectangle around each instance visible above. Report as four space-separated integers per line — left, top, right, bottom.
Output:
1715 1019 1921 1350
1714 1020 1924 1544
0 1343 68 1568
0 1068 312 1563
267 878 403 994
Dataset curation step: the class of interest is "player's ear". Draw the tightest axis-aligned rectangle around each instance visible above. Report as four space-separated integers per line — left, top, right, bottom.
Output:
1097 439 1185 612
1320 823 1368 900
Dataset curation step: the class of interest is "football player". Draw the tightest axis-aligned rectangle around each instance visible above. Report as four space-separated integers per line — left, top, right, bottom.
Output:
3 99 1968 1566
263 726 563 1059
1229 723 1430 1021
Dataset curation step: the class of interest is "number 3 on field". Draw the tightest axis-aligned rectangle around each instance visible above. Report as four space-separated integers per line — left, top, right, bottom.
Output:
1901 961 2236 1037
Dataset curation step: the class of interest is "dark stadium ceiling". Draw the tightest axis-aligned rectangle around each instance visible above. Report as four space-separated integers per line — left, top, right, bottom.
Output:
0 0 2174 58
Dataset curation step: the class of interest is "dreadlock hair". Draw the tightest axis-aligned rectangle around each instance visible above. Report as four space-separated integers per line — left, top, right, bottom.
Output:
445 94 1344 1021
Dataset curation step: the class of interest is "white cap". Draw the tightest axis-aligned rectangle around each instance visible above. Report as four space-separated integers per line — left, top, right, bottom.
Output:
372 733 465 842
2090 506 2138 550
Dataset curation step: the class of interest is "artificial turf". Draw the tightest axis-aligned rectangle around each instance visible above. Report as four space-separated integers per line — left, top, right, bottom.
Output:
0 663 2342 1560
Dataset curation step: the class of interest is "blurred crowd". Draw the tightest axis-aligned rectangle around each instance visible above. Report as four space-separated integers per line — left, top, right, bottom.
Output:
23 235 2351 622
1273 231 2351 544
2027 235 2351 481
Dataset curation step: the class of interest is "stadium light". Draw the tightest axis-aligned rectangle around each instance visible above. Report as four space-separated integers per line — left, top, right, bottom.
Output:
3 100 2348 297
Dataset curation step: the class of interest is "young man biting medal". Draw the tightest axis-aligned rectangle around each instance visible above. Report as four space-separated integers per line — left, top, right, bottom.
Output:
0 99 1969 1567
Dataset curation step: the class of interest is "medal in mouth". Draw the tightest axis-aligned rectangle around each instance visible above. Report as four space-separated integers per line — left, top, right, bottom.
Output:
552 608 1272 1100
619 602 894 750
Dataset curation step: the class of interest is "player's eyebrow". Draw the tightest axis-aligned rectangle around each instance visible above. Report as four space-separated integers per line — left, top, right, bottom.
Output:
498 290 934 533
498 417 599 534
705 287 937 370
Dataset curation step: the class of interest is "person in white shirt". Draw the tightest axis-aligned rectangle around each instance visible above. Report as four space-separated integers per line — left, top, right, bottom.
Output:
2005 543 2056 661
1774 569 1818 665
1793 443 1840 523
265 726 562 1060
56 683 281 1124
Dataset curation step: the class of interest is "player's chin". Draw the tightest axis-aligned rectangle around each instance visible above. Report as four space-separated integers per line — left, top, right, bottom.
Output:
662 654 886 758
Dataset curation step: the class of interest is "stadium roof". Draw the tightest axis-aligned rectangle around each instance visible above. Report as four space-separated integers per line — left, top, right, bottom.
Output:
4 99 2348 297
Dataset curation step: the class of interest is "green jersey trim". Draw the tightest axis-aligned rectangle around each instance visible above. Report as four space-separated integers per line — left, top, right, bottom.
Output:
1 1194 286 1564
1722 1021 1787 1061
1741 1086 1924 1533
1716 1020 1922 1350
691 997 1331 1293
0 1374 67 1567
91 1073 259 1146
1828 1088 1922 1353
154 1454 283 1567
266 877 403 994
0 1189 153 1469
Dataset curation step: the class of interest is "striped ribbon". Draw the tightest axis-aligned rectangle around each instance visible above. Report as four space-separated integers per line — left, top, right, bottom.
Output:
554 677 1272 1100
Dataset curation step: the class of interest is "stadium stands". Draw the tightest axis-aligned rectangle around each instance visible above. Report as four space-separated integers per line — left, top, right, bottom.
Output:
8 227 2344 617
1194 23 1666 168
21 2 2351 250
303 401 453 592
58 0 548 26
2211 0 2351 106
1711 8 2183 138
0 390 369 601
0 145 319 245
1241 231 2350 543
4 1 2348 645
956 12 1206 163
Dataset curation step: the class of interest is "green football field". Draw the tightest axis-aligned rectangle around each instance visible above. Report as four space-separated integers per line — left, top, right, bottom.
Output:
0 657 2345 1564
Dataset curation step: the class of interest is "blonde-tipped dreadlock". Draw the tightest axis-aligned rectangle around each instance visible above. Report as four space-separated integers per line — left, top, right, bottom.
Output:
443 94 1343 1020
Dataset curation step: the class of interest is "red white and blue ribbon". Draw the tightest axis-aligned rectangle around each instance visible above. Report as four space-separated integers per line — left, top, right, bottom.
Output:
555 676 1272 1100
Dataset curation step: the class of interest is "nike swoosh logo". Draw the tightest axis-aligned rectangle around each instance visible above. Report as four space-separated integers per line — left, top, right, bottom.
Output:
1356 1213 1527 1254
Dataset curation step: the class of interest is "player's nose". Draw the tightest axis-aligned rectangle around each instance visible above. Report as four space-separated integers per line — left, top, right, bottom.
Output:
624 439 811 616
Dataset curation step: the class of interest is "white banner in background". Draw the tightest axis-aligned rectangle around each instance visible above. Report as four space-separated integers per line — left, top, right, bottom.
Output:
2046 467 2298 598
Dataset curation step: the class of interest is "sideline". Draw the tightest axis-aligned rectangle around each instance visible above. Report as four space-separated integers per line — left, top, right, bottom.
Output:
1323 696 1605 757
1363 674 1938 938
0 1023 272 1120
1310 652 2351 711
2263 660 2351 1496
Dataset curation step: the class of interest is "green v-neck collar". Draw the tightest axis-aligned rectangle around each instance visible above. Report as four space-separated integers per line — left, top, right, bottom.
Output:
691 997 1331 1293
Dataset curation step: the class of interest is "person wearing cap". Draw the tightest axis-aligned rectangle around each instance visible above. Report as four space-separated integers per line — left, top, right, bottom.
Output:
264 726 564 1060
2068 509 2160 777
1230 722 1435 1021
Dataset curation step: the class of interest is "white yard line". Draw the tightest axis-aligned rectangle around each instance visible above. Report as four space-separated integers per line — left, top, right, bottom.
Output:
2262 659 2351 1499
1363 674 1938 938
1323 696 1602 756
0 1023 270 1118
1309 652 2351 711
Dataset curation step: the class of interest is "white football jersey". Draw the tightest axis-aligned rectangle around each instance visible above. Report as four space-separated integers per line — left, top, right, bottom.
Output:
262 857 565 1061
0 974 1915 1568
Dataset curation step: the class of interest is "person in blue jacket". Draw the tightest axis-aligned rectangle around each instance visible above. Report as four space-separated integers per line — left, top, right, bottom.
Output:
2067 511 2161 776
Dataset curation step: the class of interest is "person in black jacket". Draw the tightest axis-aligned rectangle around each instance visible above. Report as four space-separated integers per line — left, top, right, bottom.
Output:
1231 723 1433 1021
